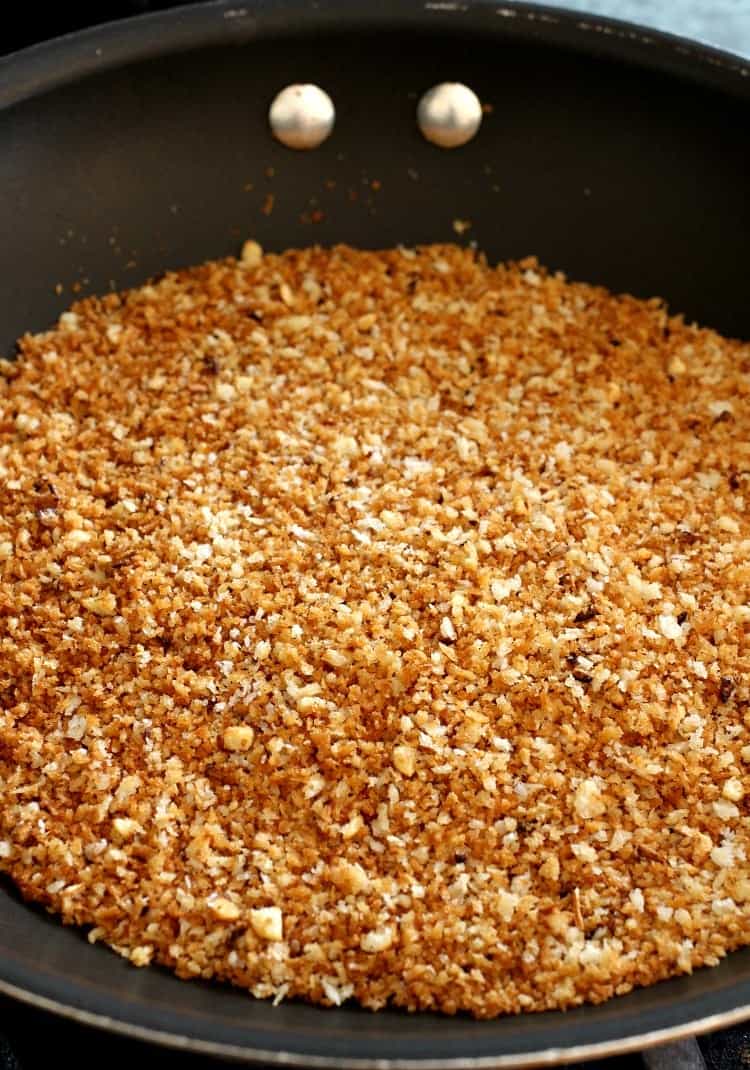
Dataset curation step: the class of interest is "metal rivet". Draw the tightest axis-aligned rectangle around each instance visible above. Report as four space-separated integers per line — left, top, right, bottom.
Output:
417 82 482 149
269 84 335 150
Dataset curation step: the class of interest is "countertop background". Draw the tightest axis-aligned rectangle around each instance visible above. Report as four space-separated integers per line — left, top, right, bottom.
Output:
540 0 750 57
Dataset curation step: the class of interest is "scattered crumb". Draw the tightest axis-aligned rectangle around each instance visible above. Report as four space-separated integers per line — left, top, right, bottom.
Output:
240 240 263 268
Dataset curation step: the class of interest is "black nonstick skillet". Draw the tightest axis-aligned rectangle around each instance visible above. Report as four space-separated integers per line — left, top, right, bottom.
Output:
0 2 749 1064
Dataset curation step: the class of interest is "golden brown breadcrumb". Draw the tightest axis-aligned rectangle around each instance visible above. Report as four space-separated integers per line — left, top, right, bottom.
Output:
0 244 748 1018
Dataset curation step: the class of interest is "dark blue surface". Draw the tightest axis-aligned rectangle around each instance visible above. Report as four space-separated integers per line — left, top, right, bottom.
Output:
545 0 750 57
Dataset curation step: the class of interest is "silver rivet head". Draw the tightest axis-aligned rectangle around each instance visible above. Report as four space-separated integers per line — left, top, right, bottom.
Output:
417 82 482 149
269 84 335 150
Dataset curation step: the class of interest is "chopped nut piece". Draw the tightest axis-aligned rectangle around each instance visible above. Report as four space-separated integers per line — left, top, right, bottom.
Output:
496 889 519 922
278 314 312 333
240 240 263 267
490 576 521 601
713 798 739 821
393 744 416 777
81 591 117 616
65 530 92 548
15 412 39 433
574 778 606 820
130 946 153 967
223 725 255 752
539 854 560 882
249 906 283 941
360 927 394 953
323 648 347 668
113 775 141 806
112 818 139 839
629 888 645 913
330 860 369 894
657 614 683 640
717 515 740 535
723 778 744 802
210 896 241 921
340 814 364 840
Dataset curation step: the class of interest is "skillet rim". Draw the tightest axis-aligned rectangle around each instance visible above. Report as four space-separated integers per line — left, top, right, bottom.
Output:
1 1 750 1066
3 973 750 1069
1 0 749 111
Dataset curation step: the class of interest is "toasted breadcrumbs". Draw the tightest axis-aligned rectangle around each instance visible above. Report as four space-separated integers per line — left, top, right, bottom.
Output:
0 244 749 1018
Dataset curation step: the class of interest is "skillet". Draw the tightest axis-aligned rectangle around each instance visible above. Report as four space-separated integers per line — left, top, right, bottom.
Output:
0 1 749 1064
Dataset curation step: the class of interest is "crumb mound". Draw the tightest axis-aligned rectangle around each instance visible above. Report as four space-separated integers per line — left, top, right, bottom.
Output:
0 244 749 1018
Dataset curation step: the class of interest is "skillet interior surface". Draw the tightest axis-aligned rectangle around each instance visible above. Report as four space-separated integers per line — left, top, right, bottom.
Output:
0 2 749 1064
